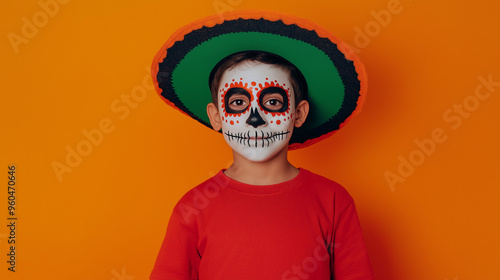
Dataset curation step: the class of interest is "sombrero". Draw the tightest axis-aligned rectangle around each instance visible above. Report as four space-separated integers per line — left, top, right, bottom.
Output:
152 10 366 150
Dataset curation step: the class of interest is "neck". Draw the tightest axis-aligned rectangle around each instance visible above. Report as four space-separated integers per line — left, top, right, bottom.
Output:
224 145 300 185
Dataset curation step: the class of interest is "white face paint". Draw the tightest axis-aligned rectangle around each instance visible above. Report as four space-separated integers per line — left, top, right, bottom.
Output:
217 62 296 162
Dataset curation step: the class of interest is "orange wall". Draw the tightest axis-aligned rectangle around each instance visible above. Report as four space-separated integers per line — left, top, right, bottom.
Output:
1 0 499 279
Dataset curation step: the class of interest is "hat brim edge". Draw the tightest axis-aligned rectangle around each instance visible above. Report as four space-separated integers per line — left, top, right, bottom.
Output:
152 10 367 150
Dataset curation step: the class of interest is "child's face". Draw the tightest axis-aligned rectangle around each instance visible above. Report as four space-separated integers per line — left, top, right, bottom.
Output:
217 62 296 162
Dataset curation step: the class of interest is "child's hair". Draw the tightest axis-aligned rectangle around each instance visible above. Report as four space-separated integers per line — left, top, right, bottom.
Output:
208 50 308 106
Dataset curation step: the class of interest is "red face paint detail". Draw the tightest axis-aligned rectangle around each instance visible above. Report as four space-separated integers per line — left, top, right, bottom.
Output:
220 83 254 115
256 89 263 112
230 120 234 125
222 78 293 121
237 120 239 123
222 116 224 121
255 81 291 114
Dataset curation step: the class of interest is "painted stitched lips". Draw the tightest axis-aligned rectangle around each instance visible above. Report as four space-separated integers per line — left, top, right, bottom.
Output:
224 130 291 148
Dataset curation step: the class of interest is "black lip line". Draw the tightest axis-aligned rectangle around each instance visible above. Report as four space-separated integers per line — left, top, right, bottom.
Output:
224 130 291 147
225 130 290 140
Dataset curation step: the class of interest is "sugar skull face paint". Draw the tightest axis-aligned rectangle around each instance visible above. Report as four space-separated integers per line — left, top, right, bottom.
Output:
218 62 296 162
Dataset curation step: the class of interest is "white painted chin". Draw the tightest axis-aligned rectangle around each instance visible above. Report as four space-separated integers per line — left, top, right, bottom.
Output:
223 129 291 162
229 142 288 162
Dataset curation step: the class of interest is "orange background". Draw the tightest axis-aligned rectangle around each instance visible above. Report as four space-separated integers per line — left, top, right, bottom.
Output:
1 0 499 279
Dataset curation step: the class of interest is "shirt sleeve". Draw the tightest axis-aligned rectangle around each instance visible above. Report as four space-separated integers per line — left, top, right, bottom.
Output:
332 201 375 280
150 211 200 280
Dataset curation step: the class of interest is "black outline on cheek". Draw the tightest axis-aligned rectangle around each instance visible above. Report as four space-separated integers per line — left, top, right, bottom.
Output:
259 87 288 113
225 88 251 114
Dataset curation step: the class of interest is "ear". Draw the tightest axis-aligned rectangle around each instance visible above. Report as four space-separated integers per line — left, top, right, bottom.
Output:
294 100 309 128
207 103 222 131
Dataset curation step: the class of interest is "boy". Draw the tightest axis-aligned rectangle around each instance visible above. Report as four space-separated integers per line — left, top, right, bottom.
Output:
150 11 374 280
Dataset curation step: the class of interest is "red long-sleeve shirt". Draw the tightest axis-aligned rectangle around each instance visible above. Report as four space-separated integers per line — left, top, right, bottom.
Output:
151 168 374 280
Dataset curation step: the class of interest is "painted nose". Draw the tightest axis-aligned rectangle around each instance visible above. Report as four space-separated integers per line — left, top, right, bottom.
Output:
246 107 266 128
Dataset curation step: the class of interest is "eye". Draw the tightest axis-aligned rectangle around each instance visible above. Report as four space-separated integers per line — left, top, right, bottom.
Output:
228 95 249 110
259 87 288 113
224 87 251 114
263 95 284 110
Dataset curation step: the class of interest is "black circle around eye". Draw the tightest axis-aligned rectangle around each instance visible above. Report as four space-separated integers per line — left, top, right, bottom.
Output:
225 87 251 114
259 87 288 113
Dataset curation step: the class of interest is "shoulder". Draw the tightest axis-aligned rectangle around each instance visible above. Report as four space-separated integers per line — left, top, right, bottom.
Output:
299 168 354 205
175 170 229 205
173 172 220 207
170 171 227 225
